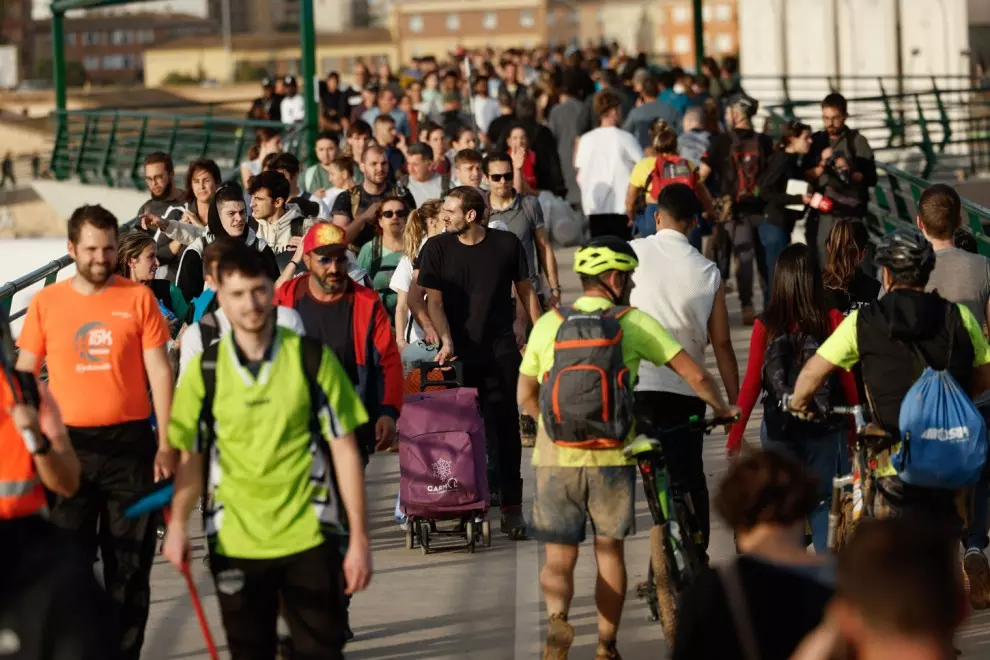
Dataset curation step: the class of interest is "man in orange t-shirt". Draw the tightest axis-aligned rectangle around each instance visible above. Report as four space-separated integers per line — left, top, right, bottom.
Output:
16 204 174 660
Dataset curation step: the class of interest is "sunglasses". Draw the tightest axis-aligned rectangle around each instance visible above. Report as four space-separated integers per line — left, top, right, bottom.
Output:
315 254 349 266
488 173 512 182
381 209 409 218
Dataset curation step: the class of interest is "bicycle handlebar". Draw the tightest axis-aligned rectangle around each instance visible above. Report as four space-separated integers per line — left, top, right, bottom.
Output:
779 395 878 437
623 414 741 458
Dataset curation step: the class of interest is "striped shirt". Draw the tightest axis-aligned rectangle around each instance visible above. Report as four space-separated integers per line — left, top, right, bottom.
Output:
630 229 722 396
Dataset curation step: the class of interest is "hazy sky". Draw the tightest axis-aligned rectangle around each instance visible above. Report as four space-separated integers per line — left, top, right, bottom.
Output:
32 0 209 19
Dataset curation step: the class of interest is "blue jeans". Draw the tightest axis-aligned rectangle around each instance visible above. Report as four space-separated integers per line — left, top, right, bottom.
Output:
757 222 791 306
635 203 658 238
761 422 845 553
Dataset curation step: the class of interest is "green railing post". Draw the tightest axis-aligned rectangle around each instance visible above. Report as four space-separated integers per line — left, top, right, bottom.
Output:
200 118 213 159
878 79 901 148
914 95 936 180
930 76 951 152
166 118 180 158
100 111 119 187
49 110 67 180
73 115 92 182
52 10 67 158
130 115 148 189
692 0 705 74
300 0 318 166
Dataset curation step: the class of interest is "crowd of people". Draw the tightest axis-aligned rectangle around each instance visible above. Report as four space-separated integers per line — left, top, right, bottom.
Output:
2 41 990 660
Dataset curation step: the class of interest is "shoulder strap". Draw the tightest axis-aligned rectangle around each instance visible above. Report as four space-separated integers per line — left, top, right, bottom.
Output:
349 186 361 219
304 166 318 192
198 339 220 506
199 312 220 349
717 560 762 660
299 335 324 388
372 235 383 273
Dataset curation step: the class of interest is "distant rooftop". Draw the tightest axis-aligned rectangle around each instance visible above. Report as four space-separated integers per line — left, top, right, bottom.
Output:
32 12 217 31
154 26 393 51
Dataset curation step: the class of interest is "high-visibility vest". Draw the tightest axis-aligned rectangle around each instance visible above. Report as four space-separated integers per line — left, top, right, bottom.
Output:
0 381 46 519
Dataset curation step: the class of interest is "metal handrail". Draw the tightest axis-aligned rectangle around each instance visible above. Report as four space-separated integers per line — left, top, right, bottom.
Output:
0 256 75 322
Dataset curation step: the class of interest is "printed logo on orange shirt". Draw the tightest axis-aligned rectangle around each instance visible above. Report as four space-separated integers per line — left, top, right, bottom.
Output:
73 321 113 373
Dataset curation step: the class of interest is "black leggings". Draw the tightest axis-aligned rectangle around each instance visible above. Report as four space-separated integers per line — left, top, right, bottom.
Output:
210 542 346 660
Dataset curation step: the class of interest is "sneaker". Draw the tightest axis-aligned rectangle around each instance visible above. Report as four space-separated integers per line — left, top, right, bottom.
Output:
501 506 528 540
964 549 990 610
596 640 622 660
543 614 573 660
741 305 756 326
520 414 537 448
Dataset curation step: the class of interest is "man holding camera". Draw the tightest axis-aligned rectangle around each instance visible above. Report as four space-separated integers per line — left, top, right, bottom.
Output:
803 93 878 268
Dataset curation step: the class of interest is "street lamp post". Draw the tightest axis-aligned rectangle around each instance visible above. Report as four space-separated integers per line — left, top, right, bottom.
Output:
693 0 705 73
300 0 318 165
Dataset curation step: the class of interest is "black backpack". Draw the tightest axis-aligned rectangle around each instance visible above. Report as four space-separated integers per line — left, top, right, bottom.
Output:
539 307 634 449
761 331 832 437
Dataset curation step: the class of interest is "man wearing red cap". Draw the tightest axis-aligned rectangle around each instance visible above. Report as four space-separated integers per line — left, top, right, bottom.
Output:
276 222 403 459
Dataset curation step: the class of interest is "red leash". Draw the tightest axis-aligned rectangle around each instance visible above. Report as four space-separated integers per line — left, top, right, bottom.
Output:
163 507 219 660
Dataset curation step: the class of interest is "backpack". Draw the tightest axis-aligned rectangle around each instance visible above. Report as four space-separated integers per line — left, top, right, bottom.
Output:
728 131 765 203
893 313 988 488
198 334 327 527
761 331 832 437
369 235 399 290
648 154 697 200
198 312 220 352
539 307 634 449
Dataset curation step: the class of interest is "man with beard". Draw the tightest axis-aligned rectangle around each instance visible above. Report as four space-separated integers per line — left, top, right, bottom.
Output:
331 144 415 249
137 152 184 219
16 204 175 660
274 222 402 640
417 187 542 539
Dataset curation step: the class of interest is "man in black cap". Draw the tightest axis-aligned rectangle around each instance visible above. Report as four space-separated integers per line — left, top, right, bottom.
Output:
281 76 305 125
249 77 282 122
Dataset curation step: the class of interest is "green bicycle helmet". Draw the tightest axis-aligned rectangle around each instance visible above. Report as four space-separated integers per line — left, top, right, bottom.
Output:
573 236 639 276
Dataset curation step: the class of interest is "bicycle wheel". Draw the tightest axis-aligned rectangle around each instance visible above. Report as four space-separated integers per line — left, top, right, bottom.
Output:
649 524 678 645
671 502 704 590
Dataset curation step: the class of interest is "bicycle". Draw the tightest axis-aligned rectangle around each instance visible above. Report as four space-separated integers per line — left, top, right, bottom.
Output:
623 413 739 645
780 396 892 551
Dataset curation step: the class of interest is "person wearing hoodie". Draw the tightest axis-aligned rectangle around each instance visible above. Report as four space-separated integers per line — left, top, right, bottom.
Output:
175 182 280 303
248 170 314 272
791 228 990 530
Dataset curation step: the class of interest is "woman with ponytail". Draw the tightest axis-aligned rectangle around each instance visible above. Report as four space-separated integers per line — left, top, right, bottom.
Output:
822 218 881 316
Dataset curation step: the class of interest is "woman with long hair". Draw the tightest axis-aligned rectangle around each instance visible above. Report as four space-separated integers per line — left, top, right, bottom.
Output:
357 196 409 325
674 450 834 659
116 231 189 335
727 244 858 552
625 118 714 238
240 127 282 189
391 199 444 350
822 218 881 315
757 120 813 292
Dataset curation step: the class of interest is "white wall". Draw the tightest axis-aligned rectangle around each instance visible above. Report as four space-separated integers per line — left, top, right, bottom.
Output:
900 0 971 90
30 181 149 227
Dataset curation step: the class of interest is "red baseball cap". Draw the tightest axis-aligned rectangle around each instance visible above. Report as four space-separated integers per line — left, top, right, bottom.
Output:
302 222 348 255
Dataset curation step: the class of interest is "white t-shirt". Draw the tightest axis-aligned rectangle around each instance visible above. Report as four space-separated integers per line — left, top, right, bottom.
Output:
472 96 500 135
407 176 445 208
389 255 423 344
178 306 306 374
574 126 644 216
281 94 306 124
629 229 722 396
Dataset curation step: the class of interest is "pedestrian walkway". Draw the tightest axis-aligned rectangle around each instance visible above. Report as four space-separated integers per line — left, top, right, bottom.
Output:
140 246 990 659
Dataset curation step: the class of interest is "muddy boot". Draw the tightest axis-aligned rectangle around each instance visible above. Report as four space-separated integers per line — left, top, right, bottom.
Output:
520 414 537 448
543 614 574 660
596 640 622 660
964 549 990 610
500 506 528 540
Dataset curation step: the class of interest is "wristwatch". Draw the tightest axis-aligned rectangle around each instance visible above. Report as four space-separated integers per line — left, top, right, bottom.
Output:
550 287 562 295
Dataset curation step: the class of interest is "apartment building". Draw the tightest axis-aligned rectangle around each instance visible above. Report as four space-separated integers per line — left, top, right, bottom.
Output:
1 0 36 80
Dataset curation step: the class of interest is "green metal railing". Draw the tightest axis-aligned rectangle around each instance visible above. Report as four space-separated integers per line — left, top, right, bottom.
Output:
765 80 990 180
49 109 306 189
0 256 74 323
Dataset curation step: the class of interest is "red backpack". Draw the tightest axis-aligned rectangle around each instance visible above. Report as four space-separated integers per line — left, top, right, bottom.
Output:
728 131 765 202
648 155 698 200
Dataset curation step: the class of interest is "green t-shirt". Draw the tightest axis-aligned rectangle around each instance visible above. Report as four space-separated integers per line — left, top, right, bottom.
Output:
519 295 685 468
168 327 369 560
358 240 402 324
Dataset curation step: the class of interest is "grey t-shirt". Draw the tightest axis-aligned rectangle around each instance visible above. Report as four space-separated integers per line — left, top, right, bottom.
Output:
927 247 990 327
548 98 590 206
489 192 545 292
622 99 683 149
407 174 447 208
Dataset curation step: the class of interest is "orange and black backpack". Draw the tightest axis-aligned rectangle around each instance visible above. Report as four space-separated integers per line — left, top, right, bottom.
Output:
648 154 698 200
539 306 634 450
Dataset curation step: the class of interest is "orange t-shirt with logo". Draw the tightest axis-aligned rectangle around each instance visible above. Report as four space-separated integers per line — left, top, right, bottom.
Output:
17 277 170 428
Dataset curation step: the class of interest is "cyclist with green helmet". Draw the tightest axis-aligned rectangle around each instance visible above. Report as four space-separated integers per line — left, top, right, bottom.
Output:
517 236 737 660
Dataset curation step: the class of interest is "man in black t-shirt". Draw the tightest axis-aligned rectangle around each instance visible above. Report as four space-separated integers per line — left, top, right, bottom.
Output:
417 187 542 540
330 144 416 249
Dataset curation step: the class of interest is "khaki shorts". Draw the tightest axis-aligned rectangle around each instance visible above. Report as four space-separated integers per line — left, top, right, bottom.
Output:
529 466 637 545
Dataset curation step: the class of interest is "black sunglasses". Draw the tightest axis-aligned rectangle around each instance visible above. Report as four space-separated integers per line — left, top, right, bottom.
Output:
488 173 512 182
381 209 409 218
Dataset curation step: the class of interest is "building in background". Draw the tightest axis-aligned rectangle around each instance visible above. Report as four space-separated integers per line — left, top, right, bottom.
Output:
143 27 395 87
33 12 218 85
32 0 210 19
2 0 35 81
392 0 548 63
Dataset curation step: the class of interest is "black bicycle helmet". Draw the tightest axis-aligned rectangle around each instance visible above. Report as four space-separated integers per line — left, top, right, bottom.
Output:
874 227 935 274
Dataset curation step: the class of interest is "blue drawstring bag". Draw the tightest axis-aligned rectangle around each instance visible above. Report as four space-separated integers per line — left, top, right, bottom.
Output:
894 325 988 488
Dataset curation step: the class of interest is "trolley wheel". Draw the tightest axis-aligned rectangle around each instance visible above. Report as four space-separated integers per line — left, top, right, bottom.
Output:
465 520 476 553
405 523 414 550
420 522 431 555
482 519 491 547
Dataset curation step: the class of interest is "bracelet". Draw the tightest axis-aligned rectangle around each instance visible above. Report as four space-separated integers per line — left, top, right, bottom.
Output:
550 287 562 294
